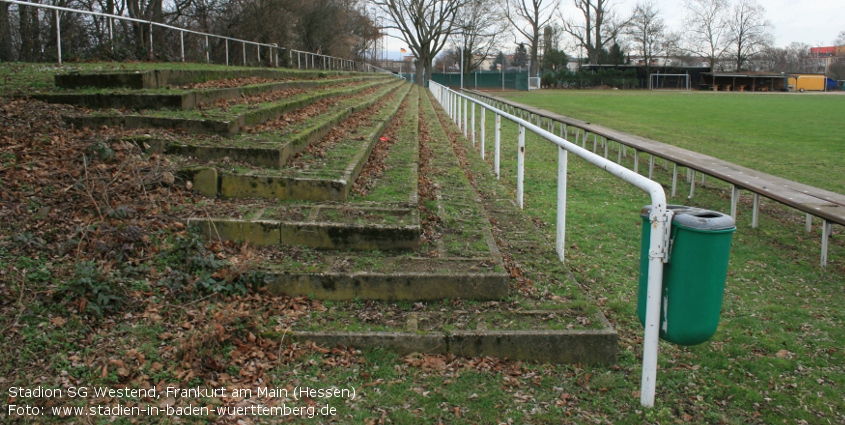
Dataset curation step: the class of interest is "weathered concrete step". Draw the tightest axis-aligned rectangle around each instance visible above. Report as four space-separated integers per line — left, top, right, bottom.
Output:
35 75 390 110
285 328 616 365
196 83 412 202
188 205 420 250
68 79 396 135
141 81 403 169
55 68 378 89
264 268 508 301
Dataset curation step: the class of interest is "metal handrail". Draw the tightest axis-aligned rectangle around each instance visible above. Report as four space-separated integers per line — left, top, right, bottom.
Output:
1 0 391 73
428 81 671 408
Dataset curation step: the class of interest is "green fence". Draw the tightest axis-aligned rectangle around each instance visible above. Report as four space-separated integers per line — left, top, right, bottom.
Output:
430 72 529 91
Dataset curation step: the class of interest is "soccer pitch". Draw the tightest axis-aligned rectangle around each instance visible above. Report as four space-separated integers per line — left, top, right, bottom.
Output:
498 90 845 195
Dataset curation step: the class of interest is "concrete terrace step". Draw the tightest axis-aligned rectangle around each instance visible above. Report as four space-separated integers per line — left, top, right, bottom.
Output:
55 67 363 90
34 75 389 110
184 83 417 250
229 85 510 301
131 80 404 169
195 82 412 202
67 78 397 135
259 88 617 364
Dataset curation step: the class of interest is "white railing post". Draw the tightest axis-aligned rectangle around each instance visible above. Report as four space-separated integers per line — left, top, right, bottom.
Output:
471 102 476 147
204 35 210 63
55 10 62 65
463 97 468 137
148 21 153 56
495 113 501 179
556 146 568 262
242 42 246 66
180 32 184 62
480 108 486 160
517 124 525 209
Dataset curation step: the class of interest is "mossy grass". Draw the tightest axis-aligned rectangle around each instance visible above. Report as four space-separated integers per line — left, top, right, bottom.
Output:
353 86 421 205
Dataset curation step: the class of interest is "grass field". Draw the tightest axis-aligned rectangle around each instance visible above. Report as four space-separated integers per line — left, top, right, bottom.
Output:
457 88 845 423
497 90 845 194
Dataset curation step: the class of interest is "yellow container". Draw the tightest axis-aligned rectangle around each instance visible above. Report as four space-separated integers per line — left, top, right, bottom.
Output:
789 74 826 91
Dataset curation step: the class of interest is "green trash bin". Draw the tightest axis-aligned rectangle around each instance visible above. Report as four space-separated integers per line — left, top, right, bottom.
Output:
638 205 736 346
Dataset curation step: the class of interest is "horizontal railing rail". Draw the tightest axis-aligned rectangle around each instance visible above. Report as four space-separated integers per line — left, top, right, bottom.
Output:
1 0 391 73
464 88 842 267
428 80 672 408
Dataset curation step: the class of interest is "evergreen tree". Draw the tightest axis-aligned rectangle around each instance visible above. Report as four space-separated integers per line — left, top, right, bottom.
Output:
511 43 529 69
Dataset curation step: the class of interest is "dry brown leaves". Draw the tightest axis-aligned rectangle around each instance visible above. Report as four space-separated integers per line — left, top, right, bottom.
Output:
417 102 441 248
288 88 397 170
0 97 190 264
350 94 408 197
178 77 285 90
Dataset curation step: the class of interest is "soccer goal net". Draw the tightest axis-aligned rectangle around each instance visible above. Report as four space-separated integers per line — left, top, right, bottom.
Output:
529 77 541 90
649 73 690 90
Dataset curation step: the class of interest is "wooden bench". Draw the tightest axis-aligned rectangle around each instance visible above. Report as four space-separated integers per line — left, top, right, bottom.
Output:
466 89 844 267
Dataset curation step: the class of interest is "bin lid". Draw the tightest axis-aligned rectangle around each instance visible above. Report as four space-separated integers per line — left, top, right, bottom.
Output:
641 205 736 231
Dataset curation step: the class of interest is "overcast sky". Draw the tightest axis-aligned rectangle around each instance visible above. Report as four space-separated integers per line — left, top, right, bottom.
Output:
383 0 842 57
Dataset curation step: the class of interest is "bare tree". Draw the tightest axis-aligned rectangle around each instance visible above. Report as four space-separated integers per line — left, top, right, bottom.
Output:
374 0 467 85
560 0 630 65
681 0 730 71
504 0 558 76
452 0 507 78
761 42 822 74
727 0 772 71
125 0 193 56
624 0 664 72
834 31 845 47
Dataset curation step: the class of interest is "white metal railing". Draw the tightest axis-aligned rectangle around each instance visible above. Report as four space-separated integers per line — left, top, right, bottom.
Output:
429 81 672 408
1 0 389 73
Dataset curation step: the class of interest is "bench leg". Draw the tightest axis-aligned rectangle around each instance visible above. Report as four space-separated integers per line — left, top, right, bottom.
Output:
752 194 759 229
821 220 832 268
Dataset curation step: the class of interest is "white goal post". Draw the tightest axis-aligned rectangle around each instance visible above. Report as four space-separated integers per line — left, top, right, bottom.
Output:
649 73 691 90
529 77 541 90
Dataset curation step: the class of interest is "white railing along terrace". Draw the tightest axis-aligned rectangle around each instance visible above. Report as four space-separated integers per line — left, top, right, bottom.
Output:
1 0 390 73
428 80 672 408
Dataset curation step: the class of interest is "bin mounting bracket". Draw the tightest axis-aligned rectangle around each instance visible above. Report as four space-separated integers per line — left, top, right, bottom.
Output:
649 210 674 263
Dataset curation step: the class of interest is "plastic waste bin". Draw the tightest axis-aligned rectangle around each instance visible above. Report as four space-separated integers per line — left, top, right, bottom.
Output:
638 205 736 346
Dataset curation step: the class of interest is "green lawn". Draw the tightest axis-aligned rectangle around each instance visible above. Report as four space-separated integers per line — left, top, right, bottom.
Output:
498 90 845 194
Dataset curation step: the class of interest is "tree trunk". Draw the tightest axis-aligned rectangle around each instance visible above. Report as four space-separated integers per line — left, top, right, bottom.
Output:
0 2 13 61
19 3 42 62
414 54 426 85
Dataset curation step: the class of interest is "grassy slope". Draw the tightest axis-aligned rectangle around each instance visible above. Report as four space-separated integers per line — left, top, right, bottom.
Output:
499 90 845 194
